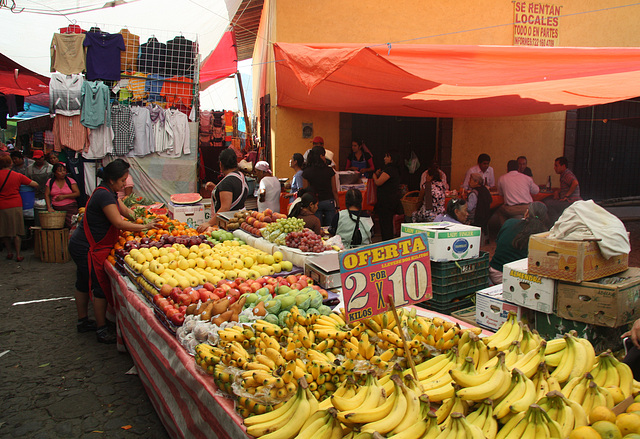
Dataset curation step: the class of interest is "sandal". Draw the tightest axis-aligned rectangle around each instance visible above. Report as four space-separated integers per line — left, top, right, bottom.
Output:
16 256 24 262
6 253 13 260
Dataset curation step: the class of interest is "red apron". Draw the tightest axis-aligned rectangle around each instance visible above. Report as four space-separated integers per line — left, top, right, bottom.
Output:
84 187 119 306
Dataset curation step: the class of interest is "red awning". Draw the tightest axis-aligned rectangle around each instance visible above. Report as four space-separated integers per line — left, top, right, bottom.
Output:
200 31 238 90
273 43 640 117
0 53 49 96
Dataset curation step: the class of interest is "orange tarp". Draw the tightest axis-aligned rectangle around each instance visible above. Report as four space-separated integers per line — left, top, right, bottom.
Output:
273 43 640 117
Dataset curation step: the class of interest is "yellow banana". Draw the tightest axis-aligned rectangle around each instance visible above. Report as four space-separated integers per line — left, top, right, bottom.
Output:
340 378 398 425
456 353 511 402
361 375 409 434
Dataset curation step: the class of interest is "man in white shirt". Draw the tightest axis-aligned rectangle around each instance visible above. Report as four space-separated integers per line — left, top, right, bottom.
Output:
462 153 495 190
488 159 540 236
255 161 282 213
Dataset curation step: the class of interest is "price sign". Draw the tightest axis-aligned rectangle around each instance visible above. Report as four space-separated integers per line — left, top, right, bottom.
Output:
338 233 432 323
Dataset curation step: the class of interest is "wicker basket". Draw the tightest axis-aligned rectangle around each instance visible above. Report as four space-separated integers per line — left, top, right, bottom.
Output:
401 191 422 217
39 211 66 229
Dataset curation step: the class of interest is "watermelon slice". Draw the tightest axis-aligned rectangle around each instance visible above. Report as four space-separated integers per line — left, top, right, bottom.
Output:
149 207 168 215
170 193 203 205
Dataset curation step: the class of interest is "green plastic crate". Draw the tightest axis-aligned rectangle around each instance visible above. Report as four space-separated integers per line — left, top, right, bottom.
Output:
430 252 490 278
417 297 475 314
430 278 489 303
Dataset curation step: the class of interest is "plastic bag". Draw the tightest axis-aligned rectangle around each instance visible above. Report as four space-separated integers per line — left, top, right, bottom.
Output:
405 151 420 174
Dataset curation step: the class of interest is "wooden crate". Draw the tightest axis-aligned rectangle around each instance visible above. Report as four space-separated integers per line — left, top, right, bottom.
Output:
451 306 477 327
36 228 70 263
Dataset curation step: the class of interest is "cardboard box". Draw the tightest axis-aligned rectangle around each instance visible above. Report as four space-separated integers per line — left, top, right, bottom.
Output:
203 200 212 222
168 202 205 228
555 267 640 327
532 310 628 353
400 222 481 262
502 258 557 314
475 285 523 331
528 232 628 283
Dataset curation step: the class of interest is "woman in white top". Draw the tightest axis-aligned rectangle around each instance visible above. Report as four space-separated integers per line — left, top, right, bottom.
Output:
255 161 281 213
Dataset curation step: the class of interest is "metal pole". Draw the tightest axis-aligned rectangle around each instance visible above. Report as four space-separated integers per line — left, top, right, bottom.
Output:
236 71 254 152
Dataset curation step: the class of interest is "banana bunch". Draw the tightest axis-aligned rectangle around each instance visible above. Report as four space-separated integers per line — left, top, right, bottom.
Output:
212 363 235 394
243 378 318 439
433 412 485 439
590 350 634 400
495 404 562 439
519 325 544 354
382 412 441 439
236 396 274 418
544 333 595 384
530 362 561 402
406 314 463 352
312 313 350 341
333 374 385 422
492 368 536 419
581 381 615 414
509 340 546 379
481 340 523 370
457 332 490 369
537 390 588 438
466 399 499 439
456 352 512 402
436 389 468 425
194 343 225 375
411 348 461 402
297 408 343 439
483 312 523 352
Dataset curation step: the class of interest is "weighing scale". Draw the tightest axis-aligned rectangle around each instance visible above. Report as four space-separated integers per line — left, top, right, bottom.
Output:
305 253 342 289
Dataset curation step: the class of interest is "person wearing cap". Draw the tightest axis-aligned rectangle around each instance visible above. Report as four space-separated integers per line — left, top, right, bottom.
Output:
255 161 281 213
27 150 53 201
303 136 336 168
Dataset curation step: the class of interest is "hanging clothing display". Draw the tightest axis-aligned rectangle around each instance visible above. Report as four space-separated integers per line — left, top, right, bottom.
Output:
123 72 148 101
129 106 154 156
160 76 193 108
49 73 83 115
165 36 196 78
145 74 165 102
84 32 125 81
157 108 189 158
66 152 87 207
110 104 134 155
119 28 140 72
85 123 114 159
149 104 172 154
138 37 167 76
199 110 213 146
53 114 90 152
50 33 86 75
80 80 111 129
59 24 85 34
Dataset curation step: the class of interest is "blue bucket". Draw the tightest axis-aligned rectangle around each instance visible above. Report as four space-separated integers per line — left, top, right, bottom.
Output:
19 185 35 210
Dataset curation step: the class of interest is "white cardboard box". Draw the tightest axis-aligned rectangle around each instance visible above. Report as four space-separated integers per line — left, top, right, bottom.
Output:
502 258 556 314
400 222 481 262
475 285 523 331
168 202 205 228
203 200 212 222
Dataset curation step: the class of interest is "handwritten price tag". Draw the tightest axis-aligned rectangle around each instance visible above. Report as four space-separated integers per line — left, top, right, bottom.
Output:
339 234 432 323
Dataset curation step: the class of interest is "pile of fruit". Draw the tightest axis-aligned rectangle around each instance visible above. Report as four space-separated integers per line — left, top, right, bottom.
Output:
194 311 640 438
285 229 332 253
227 209 287 233
259 217 307 246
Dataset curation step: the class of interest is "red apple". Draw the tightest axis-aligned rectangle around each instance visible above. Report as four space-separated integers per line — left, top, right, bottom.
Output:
226 294 238 305
198 289 210 302
153 293 165 306
188 289 200 303
177 293 191 306
170 287 182 303
219 283 232 293
286 275 298 285
178 305 187 314
212 289 226 300
203 282 215 292
227 288 241 298
170 313 185 326
298 275 311 284
165 307 178 318
156 297 169 309
250 282 262 293
238 284 252 295
159 283 173 297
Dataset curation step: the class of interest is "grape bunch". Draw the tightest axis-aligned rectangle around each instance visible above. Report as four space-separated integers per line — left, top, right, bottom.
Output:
285 229 330 253
261 217 306 245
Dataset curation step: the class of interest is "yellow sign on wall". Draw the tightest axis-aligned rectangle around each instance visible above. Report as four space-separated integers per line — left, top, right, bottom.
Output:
513 2 561 47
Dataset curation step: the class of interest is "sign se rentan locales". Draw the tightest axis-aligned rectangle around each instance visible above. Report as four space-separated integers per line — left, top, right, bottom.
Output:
513 1 561 47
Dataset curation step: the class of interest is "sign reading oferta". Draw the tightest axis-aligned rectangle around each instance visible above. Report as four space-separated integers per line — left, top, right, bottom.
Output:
513 2 561 47
339 234 432 323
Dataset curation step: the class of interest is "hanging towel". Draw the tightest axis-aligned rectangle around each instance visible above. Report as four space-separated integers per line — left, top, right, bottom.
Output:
549 200 630 259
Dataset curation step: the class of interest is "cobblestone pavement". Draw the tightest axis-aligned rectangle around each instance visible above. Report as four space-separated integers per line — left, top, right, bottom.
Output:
0 249 170 438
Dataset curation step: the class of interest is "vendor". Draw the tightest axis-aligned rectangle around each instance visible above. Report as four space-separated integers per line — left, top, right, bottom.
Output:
288 192 322 235
68 159 160 343
197 149 249 233
488 201 549 284
345 139 374 177
623 321 640 380
254 161 281 213
330 188 373 248
45 163 80 228
116 173 134 200
27 150 53 201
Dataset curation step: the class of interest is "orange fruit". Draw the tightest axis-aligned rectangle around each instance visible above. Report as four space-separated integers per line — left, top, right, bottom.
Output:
622 434 640 439
617 413 640 436
628 403 640 413
592 420 623 439
570 426 605 439
592 406 619 424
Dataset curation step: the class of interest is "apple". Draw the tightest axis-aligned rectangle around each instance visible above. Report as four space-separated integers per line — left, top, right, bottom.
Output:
159 283 173 297
198 289 210 302
238 284 252 295
264 284 275 295
219 283 232 293
153 294 165 306
227 288 241 298
249 282 262 293
188 289 200 303
183 287 194 295
177 294 191 306
203 282 215 292
178 305 187 314
286 275 298 285
212 289 226 300
170 313 185 326
170 287 182 303
165 307 178 319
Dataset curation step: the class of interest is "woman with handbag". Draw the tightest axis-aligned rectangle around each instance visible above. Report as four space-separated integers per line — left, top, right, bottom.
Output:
0 154 39 261
330 189 373 248
45 163 80 229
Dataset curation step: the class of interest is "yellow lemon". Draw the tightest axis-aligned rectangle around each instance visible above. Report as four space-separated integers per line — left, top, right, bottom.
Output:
617 413 640 436
592 420 623 439
591 406 618 424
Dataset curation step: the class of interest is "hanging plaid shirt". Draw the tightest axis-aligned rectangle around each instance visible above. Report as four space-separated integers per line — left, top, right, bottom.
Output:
111 104 134 155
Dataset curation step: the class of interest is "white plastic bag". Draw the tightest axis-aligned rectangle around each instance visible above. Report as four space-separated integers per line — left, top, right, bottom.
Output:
405 151 420 174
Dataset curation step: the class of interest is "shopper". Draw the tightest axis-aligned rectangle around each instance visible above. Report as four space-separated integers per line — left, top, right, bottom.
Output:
68 159 160 343
289 152 304 196
488 201 549 284
435 198 469 224
27 150 53 201
288 191 322 235
412 166 446 222
302 145 339 227
0 154 39 262
330 188 373 248
45 163 80 228
255 161 281 213
198 148 250 232
373 151 403 241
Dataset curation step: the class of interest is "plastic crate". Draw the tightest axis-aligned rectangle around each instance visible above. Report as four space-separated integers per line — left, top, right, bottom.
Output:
429 279 488 304
430 252 489 285
416 297 475 314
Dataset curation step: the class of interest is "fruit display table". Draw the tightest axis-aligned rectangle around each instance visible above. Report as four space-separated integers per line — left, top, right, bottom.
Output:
105 262 492 439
